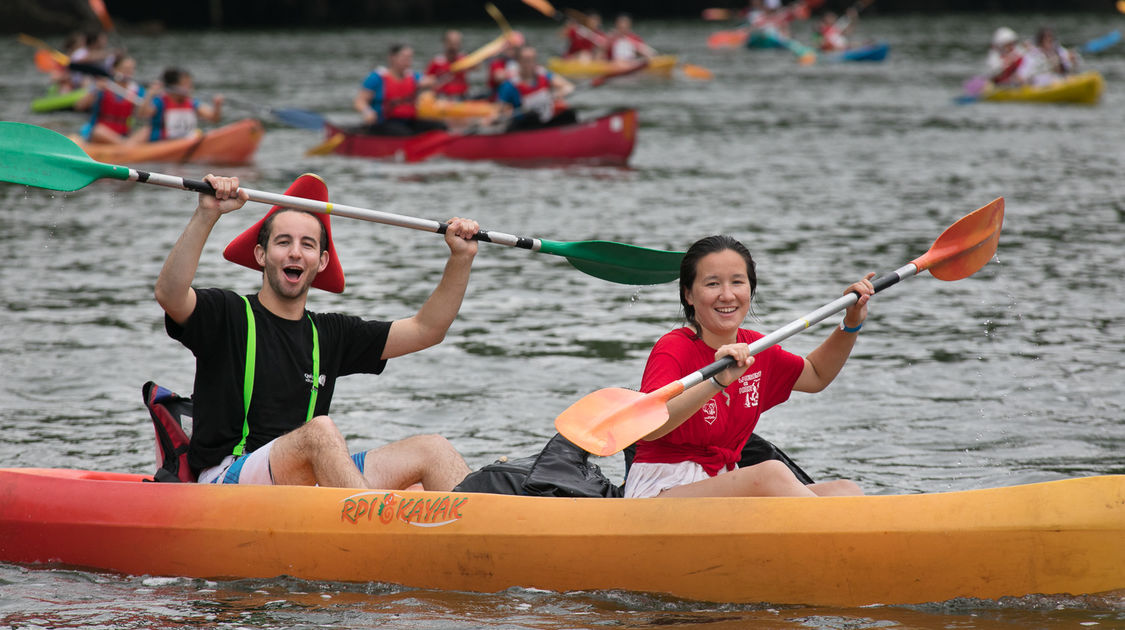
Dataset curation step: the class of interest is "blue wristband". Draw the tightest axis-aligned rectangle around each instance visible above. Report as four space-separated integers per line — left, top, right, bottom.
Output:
840 321 863 333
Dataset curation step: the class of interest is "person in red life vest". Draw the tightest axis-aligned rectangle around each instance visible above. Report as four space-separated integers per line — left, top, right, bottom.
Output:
623 235 870 499
486 31 525 101
353 43 446 136
76 54 157 145
558 11 604 60
496 46 575 132
424 30 470 99
815 9 857 52
147 67 224 141
154 173 482 490
986 27 1032 86
607 13 652 62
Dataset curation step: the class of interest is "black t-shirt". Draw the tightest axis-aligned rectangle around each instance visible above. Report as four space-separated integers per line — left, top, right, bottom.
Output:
166 288 391 472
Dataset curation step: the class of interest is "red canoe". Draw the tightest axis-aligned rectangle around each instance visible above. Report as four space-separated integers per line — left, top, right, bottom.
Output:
320 109 637 166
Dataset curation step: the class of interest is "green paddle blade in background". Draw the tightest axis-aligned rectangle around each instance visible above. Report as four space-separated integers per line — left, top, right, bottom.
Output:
0 121 130 191
539 239 683 285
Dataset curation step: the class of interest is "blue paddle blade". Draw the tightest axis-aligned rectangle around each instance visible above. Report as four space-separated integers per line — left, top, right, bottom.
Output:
269 108 326 130
0 121 130 191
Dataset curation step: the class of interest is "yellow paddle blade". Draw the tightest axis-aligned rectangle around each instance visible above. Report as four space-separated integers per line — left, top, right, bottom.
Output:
913 197 1004 281
680 63 714 80
484 2 513 35
1118 0 1125 13
450 34 509 73
306 133 344 156
522 0 559 19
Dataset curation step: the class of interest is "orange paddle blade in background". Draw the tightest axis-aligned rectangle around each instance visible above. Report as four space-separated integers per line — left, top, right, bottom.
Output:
708 29 750 49
680 63 714 79
34 49 66 73
702 8 735 20
88 0 115 32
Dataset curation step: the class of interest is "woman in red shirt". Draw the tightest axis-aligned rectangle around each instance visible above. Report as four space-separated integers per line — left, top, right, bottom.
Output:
625 235 871 498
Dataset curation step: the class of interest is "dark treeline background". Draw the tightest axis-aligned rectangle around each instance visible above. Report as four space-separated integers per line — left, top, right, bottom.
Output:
4 0 1114 33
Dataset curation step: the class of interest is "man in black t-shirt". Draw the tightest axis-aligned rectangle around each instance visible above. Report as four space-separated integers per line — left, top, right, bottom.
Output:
154 173 479 491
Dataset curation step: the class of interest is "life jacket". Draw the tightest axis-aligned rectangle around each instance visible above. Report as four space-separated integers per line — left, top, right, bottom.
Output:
487 57 517 99
370 67 419 121
154 94 198 140
507 69 562 121
564 25 599 57
818 24 847 51
608 32 645 61
143 381 196 483
426 53 469 97
90 82 141 135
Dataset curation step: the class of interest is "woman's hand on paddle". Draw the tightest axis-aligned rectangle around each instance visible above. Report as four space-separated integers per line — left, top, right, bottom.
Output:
198 174 249 218
714 343 754 387
443 217 480 259
843 272 876 328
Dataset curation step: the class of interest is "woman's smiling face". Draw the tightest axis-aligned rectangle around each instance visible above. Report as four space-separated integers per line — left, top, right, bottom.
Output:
684 249 752 342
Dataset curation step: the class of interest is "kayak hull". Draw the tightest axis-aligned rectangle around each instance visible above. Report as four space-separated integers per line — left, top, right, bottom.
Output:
828 41 890 62
981 71 1104 105
324 109 637 166
2 467 1123 607
546 55 677 79
31 88 88 113
74 118 264 165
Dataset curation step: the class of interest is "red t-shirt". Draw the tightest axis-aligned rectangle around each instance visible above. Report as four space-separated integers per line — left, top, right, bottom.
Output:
633 327 805 476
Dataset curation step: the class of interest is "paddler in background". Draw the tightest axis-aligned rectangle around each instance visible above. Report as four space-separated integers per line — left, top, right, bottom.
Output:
1024 27 1081 82
986 26 1031 86
485 31 525 100
606 13 652 62
815 8 857 52
424 30 471 100
147 67 224 141
75 54 157 145
495 45 575 131
353 43 447 136
558 11 603 60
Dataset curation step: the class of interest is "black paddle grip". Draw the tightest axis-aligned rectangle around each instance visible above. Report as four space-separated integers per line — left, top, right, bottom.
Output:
181 177 217 195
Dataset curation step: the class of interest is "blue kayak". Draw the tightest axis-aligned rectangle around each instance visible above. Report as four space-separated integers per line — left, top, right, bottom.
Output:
826 41 890 62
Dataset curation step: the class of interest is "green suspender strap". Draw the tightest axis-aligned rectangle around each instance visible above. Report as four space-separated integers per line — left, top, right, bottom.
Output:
232 295 321 457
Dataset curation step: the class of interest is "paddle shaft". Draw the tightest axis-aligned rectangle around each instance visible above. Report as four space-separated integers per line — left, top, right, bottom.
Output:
677 264 917 389
134 169 547 252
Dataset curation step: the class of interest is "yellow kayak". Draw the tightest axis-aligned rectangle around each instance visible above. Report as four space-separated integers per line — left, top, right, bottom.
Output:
2 467 1123 606
546 55 678 79
982 71 1104 105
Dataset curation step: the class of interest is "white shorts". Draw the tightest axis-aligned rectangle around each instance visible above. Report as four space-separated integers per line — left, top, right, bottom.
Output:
624 461 732 498
197 441 276 485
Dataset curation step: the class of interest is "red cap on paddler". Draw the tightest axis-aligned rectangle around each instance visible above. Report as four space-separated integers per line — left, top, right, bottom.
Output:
222 173 346 294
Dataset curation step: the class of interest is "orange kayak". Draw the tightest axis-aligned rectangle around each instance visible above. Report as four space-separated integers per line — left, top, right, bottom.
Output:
2 467 1122 606
74 118 264 165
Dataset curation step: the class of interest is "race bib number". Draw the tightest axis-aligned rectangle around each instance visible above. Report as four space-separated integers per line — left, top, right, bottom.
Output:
164 108 198 139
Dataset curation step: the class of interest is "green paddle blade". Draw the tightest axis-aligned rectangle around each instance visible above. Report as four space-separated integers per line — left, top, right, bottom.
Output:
0 122 130 191
539 239 683 285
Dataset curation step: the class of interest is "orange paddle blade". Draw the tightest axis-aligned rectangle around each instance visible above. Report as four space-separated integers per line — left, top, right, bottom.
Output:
702 8 735 20
34 49 66 73
680 63 714 80
799 52 817 66
708 29 749 49
913 197 1004 281
88 0 115 32
522 0 558 19
555 382 684 456
1118 0 1125 13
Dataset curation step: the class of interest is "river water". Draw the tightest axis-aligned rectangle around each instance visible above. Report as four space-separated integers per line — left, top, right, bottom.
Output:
2 12 1123 629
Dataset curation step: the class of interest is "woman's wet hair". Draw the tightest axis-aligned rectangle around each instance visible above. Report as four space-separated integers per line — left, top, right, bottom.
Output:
679 235 757 336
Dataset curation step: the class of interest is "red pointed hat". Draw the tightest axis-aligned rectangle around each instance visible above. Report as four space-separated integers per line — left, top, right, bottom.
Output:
222 173 345 293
